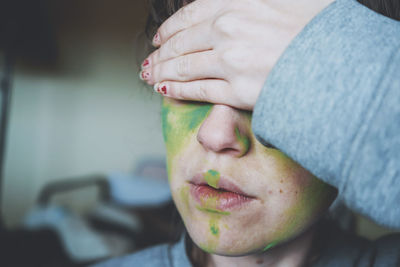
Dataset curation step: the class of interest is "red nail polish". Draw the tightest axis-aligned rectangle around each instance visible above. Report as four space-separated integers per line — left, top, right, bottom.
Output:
141 71 150 80
142 59 150 68
153 33 160 45
160 85 167 94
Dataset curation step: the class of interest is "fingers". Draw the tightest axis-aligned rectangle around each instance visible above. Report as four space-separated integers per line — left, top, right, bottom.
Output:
149 21 213 66
146 50 225 84
153 79 231 105
153 0 223 46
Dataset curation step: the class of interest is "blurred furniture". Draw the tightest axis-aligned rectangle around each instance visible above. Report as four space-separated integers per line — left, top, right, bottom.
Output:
1 158 179 267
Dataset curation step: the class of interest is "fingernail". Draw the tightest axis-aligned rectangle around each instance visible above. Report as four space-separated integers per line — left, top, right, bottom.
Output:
152 32 160 46
141 58 150 68
160 84 167 95
139 70 150 81
154 83 167 95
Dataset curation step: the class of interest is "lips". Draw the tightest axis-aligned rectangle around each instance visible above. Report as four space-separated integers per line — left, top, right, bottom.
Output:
189 173 255 212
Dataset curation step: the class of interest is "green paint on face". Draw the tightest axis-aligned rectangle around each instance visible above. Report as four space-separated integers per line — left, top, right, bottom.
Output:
235 127 250 154
196 206 231 215
180 185 190 214
204 169 220 189
210 223 219 236
162 100 212 180
263 241 278 252
200 196 222 211
199 214 221 252
263 162 337 247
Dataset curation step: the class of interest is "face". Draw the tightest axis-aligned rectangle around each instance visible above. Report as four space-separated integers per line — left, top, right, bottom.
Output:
162 98 337 256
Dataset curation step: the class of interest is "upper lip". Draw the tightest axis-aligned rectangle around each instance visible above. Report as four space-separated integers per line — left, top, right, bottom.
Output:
189 172 255 198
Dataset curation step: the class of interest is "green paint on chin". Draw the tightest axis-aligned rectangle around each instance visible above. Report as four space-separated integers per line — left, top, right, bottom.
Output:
263 241 278 252
204 169 220 189
210 224 219 236
196 206 231 215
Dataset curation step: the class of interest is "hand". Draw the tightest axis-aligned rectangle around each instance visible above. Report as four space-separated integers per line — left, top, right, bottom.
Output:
141 0 334 110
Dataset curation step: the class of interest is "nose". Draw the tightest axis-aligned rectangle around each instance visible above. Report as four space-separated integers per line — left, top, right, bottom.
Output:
197 105 251 157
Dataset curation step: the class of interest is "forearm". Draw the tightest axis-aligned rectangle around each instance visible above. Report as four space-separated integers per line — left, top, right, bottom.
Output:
253 0 400 228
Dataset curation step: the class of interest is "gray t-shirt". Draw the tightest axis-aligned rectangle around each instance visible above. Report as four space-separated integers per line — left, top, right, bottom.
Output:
92 221 400 266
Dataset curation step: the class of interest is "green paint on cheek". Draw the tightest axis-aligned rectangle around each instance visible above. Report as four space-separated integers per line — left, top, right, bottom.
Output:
180 185 190 213
235 127 250 153
263 241 278 252
204 169 220 189
161 100 212 180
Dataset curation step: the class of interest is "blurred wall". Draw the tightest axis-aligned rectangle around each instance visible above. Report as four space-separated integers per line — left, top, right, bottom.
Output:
2 0 165 226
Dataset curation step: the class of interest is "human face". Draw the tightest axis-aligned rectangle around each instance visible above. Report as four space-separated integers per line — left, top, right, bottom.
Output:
162 98 337 256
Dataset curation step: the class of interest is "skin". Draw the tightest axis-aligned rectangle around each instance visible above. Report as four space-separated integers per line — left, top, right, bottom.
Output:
144 0 335 110
162 97 337 261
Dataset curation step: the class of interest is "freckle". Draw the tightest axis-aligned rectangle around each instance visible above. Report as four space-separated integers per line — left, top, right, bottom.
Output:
279 189 283 193
280 179 283 183
268 190 273 195
256 259 263 264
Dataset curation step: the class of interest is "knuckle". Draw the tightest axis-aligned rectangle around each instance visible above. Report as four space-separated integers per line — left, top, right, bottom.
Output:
176 57 190 78
178 5 194 24
158 27 168 43
197 83 208 101
168 35 183 56
212 13 239 36
220 49 241 70
173 84 183 99
152 64 162 82
151 50 160 64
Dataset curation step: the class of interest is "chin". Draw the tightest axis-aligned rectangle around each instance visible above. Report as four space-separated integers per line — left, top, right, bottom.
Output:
186 224 269 256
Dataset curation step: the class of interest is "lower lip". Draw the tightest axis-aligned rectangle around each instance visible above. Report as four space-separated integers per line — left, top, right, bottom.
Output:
189 184 254 211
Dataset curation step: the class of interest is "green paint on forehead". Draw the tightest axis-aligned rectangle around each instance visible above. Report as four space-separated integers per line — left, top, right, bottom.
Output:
204 169 220 189
263 241 278 252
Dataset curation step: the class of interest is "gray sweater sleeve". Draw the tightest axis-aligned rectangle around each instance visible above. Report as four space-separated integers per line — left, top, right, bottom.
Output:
252 0 400 229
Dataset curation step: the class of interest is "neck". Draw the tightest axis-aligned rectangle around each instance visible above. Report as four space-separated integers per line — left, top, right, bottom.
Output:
206 226 317 267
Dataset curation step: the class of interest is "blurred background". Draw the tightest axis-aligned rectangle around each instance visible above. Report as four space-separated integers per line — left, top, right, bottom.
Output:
1 0 165 228
0 0 397 266
0 0 177 266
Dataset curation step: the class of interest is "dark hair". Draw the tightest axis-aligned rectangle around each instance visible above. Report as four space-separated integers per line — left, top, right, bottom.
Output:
145 0 195 42
358 0 400 20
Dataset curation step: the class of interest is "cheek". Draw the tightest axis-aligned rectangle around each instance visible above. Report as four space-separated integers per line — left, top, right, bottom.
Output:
249 145 336 247
271 168 336 244
161 101 212 179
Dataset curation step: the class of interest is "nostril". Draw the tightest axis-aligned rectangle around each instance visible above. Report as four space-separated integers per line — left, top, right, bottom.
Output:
196 105 251 157
219 148 245 157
